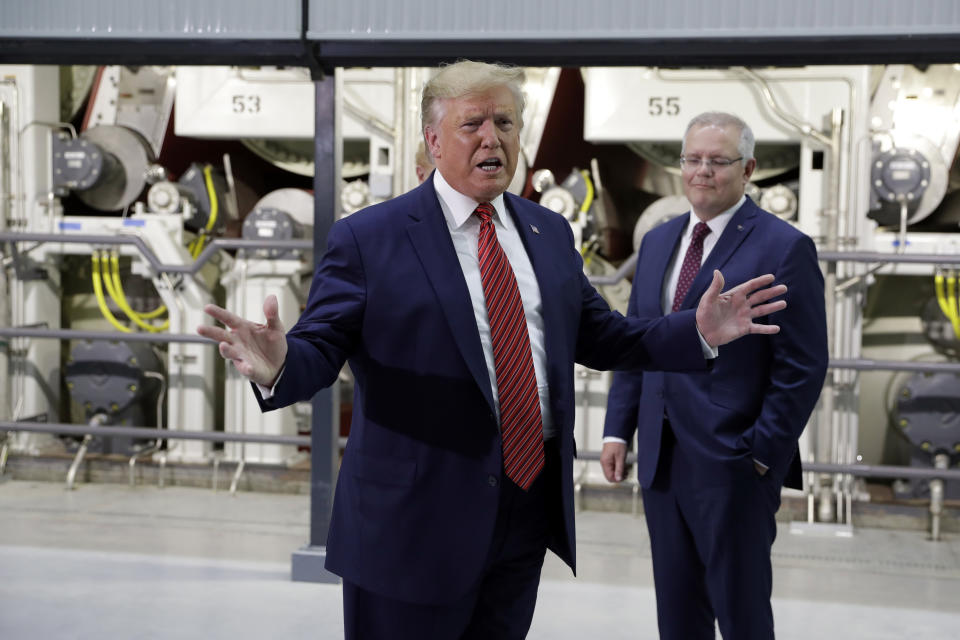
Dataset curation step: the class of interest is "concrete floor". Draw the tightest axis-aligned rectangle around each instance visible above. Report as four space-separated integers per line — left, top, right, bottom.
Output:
1 479 958 639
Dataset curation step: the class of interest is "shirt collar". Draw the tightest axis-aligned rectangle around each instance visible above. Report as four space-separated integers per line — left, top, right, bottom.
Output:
433 170 510 230
688 195 745 240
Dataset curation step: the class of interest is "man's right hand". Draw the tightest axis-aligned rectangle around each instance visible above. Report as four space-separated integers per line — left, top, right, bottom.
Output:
600 441 628 483
197 295 288 387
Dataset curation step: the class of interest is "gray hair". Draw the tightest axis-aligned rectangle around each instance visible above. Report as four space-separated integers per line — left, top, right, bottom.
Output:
682 111 755 161
420 60 526 135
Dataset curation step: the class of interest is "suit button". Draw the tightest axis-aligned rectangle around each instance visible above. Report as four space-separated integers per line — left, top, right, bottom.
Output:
487 475 498 487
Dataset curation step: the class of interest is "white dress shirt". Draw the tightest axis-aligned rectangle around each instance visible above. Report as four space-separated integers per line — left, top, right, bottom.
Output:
661 196 743 314
433 171 556 440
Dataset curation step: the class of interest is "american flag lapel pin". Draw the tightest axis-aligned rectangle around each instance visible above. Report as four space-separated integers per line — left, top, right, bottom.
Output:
530 224 540 234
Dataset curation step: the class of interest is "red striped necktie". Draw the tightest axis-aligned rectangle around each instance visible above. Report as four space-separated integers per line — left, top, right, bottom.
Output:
671 221 711 313
474 202 544 491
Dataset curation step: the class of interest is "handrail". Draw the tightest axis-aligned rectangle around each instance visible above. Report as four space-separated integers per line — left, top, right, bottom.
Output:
829 358 960 373
818 250 960 265
0 327 213 343
574 449 960 481
1 420 311 446
0 231 311 276
6 420 959 481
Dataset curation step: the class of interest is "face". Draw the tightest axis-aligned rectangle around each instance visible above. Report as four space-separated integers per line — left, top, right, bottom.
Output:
681 123 756 220
423 85 521 202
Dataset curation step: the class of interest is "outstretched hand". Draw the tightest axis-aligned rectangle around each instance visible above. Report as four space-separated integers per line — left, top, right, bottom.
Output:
197 295 288 387
696 271 787 348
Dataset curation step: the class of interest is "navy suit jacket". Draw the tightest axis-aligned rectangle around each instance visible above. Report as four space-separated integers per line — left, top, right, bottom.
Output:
604 198 828 491
258 176 709 605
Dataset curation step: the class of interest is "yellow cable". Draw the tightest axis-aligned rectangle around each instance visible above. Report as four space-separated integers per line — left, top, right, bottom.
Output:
98 250 163 333
183 166 219 260
579 169 595 215
137 302 168 320
202 164 218 232
91 252 131 333
948 273 960 339
109 251 169 332
99 249 123 310
187 165 219 260
935 273 952 319
190 234 207 259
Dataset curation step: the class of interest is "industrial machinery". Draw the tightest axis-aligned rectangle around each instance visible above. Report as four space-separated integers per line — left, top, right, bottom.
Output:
539 64 960 526
3 61 959 535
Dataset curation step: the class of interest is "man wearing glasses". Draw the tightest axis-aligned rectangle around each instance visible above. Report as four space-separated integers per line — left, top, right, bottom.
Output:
601 111 828 639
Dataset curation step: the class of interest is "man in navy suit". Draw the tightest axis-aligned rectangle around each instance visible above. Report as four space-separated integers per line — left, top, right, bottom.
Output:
200 68 787 639
602 111 828 640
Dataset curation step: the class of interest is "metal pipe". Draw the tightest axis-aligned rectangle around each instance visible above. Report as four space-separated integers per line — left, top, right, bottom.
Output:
392 67 404 200
930 453 949 541
735 68 834 147
0 437 8 475
212 453 222 492
1 421 312 446
158 451 167 489
159 270 188 458
0 327 213 343
0 101 10 425
575 449 960 481
229 459 245 496
586 253 637 286
6 417 958 482
65 414 108 490
817 107 844 524
0 232 310 276
128 443 160 487
818 250 960 265
66 434 92 491
830 359 960 373
573 367 595 512
128 370 165 487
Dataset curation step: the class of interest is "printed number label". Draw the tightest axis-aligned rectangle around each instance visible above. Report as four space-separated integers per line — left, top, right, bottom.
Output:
232 95 262 114
648 97 680 117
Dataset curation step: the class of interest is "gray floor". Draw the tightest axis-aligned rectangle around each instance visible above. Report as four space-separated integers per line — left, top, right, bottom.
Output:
1 479 958 639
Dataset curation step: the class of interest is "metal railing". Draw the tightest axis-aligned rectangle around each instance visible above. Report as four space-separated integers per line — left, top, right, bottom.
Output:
0 231 312 276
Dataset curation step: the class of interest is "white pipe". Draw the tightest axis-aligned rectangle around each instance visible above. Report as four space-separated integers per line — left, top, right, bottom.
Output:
0 101 10 424
929 453 949 541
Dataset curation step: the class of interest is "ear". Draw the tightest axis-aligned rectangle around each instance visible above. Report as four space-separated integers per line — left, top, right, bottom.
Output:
742 157 757 183
424 127 441 161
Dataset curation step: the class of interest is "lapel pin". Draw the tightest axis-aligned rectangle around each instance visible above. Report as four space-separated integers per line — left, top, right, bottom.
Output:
530 224 540 234
737 224 744 231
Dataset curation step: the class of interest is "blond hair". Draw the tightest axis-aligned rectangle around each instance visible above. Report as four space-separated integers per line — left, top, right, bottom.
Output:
420 60 526 136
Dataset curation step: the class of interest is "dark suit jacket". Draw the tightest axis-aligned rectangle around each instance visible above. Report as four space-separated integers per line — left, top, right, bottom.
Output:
604 198 828 491
258 176 708 604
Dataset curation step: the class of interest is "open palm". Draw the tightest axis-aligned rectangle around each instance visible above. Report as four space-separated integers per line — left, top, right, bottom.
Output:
696 271 787 347
197 295 288 387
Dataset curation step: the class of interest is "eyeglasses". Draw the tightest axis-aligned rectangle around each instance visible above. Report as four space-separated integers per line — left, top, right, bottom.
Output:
679 156 743 170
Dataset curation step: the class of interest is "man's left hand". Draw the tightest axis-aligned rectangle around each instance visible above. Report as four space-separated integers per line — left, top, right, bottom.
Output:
696 270 787 348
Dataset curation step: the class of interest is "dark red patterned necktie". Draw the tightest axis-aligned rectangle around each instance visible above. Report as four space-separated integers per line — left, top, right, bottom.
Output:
474 202 544 490
671 221 711 313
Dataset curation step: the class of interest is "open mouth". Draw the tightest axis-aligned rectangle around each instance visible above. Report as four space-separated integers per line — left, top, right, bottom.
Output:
477 158 503 173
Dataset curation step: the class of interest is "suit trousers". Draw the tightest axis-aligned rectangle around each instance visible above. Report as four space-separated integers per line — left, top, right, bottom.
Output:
642 421 781 640
342 440 562 640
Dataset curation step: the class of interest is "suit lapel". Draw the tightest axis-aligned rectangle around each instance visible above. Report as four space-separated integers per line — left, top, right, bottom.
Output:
405 181 495 412
651 215 688 313
504 195 559 365
680 199 758 310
